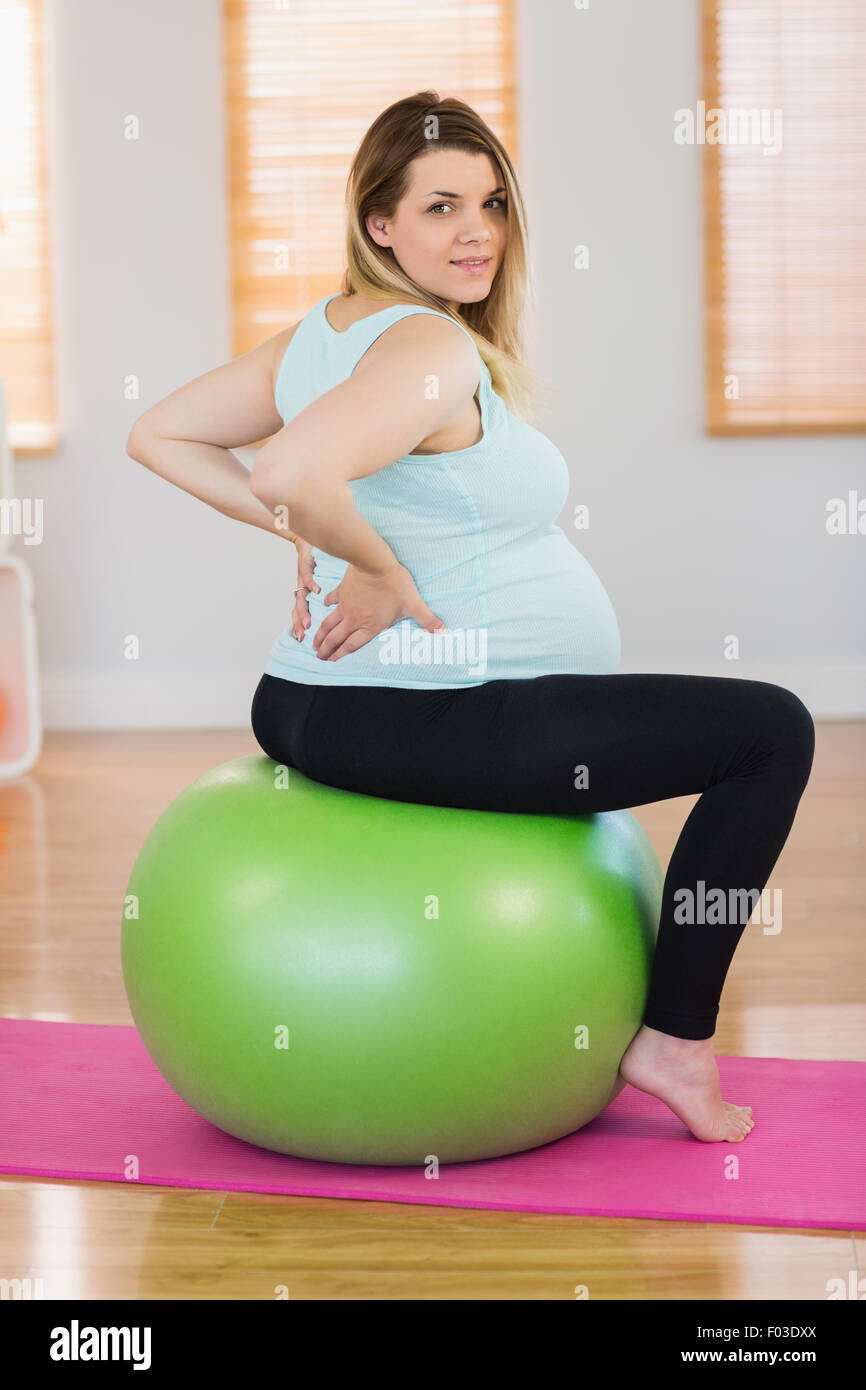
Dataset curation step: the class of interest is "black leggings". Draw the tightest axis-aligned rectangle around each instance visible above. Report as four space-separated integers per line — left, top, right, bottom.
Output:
250 671 815 1041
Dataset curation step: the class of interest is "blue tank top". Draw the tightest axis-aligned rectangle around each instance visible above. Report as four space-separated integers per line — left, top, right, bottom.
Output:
263 293 621 688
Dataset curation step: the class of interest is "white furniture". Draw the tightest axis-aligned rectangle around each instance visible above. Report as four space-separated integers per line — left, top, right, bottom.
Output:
0 377 42 779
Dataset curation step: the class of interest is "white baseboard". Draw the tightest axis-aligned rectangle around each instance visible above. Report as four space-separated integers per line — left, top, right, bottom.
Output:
41 671 263 730
39 660 866 731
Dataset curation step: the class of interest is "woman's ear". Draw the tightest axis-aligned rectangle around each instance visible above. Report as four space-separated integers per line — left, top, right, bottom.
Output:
365 215 391 248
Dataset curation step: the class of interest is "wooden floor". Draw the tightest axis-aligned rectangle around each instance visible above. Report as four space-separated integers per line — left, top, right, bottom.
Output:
1 724 863 1300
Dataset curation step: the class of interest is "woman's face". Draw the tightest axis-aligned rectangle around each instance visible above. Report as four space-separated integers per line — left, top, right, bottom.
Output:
366 148 507 309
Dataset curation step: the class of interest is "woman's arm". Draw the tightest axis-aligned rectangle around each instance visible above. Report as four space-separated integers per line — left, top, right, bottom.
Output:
248 313 480 574
125 329 298 541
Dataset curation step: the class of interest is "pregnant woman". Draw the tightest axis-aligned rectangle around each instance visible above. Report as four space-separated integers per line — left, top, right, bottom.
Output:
127 92 815 1144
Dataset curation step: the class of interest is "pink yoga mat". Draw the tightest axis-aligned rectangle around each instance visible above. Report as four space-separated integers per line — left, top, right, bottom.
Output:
1 1018 864 1229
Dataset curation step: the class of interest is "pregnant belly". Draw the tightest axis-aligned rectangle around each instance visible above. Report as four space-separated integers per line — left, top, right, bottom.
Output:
478 536 621 678
405 529 621 680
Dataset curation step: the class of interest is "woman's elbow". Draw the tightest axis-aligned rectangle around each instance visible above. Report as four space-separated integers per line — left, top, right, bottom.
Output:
126 420 157 464
249 461 304 514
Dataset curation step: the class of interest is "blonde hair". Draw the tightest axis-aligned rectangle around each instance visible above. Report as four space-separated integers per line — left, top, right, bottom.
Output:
339 91 544 421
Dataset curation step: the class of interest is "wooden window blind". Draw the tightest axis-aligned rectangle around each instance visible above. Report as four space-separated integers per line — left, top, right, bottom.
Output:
223 0 518 360
703 0 866 434
0 0 56 455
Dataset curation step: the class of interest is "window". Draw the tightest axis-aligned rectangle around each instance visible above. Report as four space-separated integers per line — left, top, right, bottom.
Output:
223 0 518 357
0 0 56 455
703 0 866 433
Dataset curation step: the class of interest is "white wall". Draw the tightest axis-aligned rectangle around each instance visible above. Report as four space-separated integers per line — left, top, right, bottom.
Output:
17 0 865 729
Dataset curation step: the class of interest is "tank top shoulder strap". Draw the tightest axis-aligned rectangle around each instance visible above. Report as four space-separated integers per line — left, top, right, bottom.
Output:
321 295 489 384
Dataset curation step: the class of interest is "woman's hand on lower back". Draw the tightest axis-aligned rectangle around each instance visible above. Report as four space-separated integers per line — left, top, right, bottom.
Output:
290 536 320 641
312 561 446 663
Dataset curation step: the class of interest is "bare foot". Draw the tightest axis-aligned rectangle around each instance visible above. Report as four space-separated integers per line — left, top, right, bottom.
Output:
619 1025 754 1143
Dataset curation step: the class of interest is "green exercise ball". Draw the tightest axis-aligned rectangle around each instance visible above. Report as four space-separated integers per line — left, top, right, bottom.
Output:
121 755 662 1166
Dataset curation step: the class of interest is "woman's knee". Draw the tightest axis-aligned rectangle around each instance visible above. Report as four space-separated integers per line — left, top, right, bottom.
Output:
756 682 816 781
